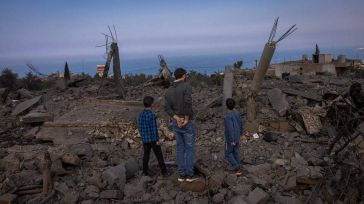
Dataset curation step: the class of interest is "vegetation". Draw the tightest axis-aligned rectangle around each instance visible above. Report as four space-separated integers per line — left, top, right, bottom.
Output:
234 60 243 69
123 73 153 86
20 72 44 90
0 68 19 90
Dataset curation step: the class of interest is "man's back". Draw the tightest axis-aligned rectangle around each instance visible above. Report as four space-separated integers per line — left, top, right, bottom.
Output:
165 81 193 119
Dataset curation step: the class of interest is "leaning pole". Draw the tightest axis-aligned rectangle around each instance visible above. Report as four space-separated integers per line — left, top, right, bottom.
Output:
246 17 297 123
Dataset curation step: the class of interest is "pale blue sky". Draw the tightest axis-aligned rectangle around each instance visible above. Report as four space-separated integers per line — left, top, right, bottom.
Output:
0 0 363 62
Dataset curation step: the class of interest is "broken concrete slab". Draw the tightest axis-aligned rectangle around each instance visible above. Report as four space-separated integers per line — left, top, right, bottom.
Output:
267 88 289 116
21 112 53 123
247 187 269 204
11 95 42 116
296 107 322 135
282 88 322 102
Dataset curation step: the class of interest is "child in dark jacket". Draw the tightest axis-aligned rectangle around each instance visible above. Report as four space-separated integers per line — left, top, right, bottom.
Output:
138 96 168 176
224 98 243 176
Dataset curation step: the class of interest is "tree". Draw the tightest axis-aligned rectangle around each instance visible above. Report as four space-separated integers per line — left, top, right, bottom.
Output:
22 72 43 90
315 44 320 55
0 68 18 90
234 60 243 69
64 62 71 81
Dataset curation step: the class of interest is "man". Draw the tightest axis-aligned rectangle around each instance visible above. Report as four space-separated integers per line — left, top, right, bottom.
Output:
165 68 197 182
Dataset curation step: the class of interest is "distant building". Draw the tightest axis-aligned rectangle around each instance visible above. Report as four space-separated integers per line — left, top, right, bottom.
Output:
318 54 332 64
96 65 106 77
269 60 336 78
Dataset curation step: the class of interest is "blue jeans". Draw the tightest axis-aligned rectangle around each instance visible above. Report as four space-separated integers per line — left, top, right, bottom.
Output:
172 120 196 177
225 142 240 170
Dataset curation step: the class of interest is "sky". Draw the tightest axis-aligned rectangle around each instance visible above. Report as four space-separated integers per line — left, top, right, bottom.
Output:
0 0 364 64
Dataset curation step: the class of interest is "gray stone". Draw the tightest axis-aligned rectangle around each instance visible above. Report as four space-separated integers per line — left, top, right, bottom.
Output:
188 197 209 204
274 194 302 204
11 95 42 116
224 174 237 187
247 187 269 204
291 152 308 167
102 164 126 190
81 200 93 204
84 185 99 198
63 192 79 204
267 88 289 116
229 196 249 204
211 170 226 187
231 184 252 196
21 112 53 123
100 190 121 199
125 157 138 179
284 175 297 190
212 193 225 203
246 163 272 176
124 183 144 198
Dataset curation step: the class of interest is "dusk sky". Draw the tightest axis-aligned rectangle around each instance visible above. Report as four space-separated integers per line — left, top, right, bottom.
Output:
1 0 364 63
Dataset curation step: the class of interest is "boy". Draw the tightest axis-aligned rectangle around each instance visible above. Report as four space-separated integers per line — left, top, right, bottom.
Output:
224 98 243 176
138 96 168 176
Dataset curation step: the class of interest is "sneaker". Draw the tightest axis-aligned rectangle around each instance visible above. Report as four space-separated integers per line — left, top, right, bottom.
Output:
178 175 186 182
186 176 198 182
235 168 243 176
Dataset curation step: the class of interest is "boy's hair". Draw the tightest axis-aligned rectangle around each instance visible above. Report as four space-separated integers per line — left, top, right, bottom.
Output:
143 96 154 107
174 68 187 79
226 98 236 110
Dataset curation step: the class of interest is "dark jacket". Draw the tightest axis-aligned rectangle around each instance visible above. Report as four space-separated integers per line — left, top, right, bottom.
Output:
224 111 243 143
165 80 193 119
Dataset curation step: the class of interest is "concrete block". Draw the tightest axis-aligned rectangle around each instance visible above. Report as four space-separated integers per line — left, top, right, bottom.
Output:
247 187 269 204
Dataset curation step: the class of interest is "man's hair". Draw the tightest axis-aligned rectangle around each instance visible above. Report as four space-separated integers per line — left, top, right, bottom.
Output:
174 68 187 79
143 96 154 107
226 98 236 110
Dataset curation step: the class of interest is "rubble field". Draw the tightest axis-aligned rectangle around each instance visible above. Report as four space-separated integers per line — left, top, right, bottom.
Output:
0 73 364 204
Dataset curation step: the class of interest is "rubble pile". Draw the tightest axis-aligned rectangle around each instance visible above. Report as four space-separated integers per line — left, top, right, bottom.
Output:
0 74 363 203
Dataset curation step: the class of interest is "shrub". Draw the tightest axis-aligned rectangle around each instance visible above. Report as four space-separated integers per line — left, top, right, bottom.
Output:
0 68 18 90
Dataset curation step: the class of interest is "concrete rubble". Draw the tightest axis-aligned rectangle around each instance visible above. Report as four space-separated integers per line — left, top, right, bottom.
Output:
0 72 364 203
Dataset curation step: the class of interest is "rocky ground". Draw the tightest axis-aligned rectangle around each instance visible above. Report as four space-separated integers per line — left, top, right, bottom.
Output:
0 72 364 204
